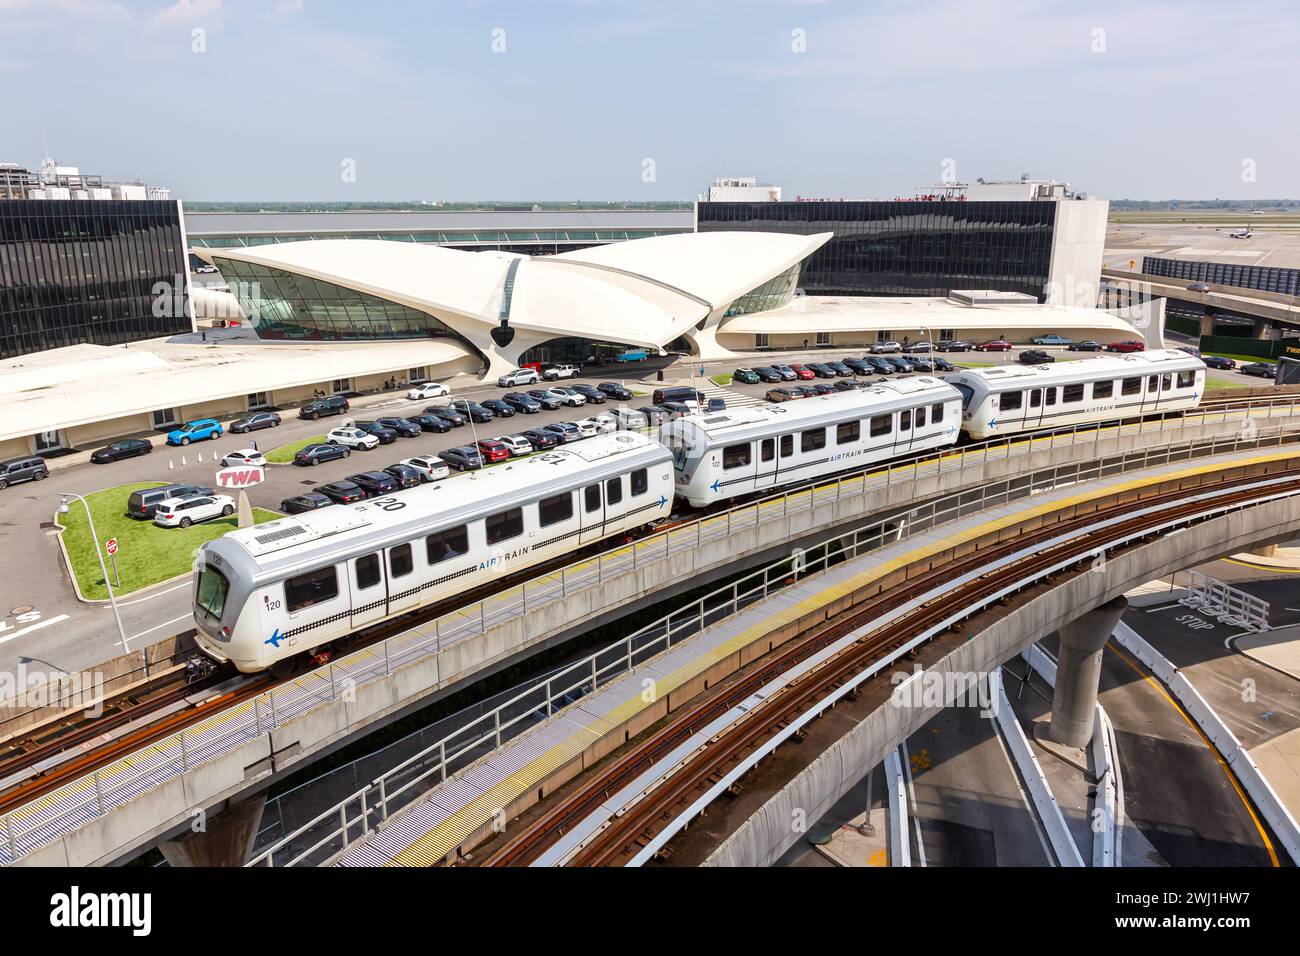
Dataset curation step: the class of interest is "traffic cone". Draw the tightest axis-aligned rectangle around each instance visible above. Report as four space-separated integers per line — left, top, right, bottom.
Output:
181 455 187 467
168 459 174 470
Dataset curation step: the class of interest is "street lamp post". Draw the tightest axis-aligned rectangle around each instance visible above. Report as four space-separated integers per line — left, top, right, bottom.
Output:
58 493 135 669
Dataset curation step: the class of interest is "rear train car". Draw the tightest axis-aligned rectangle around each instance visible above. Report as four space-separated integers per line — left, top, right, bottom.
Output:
658 377 963 508
948 350 1206 442
192 431 673 673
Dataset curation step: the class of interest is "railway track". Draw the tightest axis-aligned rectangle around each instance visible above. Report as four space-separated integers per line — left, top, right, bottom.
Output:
476 464 1300 866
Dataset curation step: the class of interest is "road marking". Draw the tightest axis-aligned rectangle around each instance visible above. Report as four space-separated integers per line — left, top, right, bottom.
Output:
129 614 193 642
104 582 190 607
1144 603 1181 613
0 614 70 645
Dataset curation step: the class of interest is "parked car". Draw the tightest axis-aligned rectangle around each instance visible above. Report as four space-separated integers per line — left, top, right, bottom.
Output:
1187 282 1213 293
294 442 351 466
974 339 1012 352
497 368 540 388
930 356 955 372
790 364 817 380
1031 334 1073 346
166 418 222 446
749 366 780 384
637 405 673 426
127 483 213 519
843 358 875 375
354 421 398 444
936 339 972 352
1177 346 1202 358
409 414 453 433
425 405 467 426
572 384 608 404
887 357 916 373
450 399 496 423
220 448 267 467
480 399 516 419
317 480 367 504
812 382 837 396
348 471 400 497
542 364 581 381
1105 340 1145 353
1018 349 1056 365
1067 340 1103 352
153 493 235 528
399 455 451 482
732 368 761 385
439 446 484 471
867 357 896 375
772 364 798 381
0 456 49 490
807 363 836 378
375 417 422 438
548 387 588 408
280 492 335 514
1203 355 1236 370
542 421 582 443
230 412 281 433
406 381 451 400
382 464 423 489
570 419 599 439
90 439 152 464
520 428 560 449
827 361 855 377
871 341 903 354
327 426 380 450
525 389 563 410
768 387 801 402
903 341 933 353
498 435 535 457
474 439 511 463
597 382 634 401
833 379 861 392
1241 362 1278 378
298 396 349 420
502 392 543 414
706 397 727 411
590 413 618 433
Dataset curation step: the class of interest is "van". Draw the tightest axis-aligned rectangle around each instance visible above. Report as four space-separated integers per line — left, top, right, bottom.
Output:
651 386 705 409
127 483 214 519
0 456 48 491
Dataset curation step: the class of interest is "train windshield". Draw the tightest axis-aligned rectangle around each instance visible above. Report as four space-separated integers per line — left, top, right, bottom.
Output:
662 433 689 471
195 565 230 622
952 383 975 410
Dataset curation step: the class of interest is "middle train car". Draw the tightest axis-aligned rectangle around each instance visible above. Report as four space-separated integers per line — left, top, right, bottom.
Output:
658 377 964 508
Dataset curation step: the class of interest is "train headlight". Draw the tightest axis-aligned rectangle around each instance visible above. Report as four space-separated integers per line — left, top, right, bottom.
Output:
220 626 230 638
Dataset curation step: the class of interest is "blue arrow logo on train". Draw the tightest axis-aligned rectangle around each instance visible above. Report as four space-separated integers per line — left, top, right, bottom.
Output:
710 479 721 492
265 629 285 648
987 418 997 429
658 495 668 508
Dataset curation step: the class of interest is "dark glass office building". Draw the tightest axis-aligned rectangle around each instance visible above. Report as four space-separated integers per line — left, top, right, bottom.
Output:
697 200 1057 300
0 199 191 360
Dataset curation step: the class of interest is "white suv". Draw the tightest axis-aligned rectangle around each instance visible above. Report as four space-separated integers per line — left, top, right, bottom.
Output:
543 364 580 381
549 386 587 407
871 341 903 354
153 494 235 528
328 426 380 450
400 455 451 481
498 368 539 387
406 381 450 400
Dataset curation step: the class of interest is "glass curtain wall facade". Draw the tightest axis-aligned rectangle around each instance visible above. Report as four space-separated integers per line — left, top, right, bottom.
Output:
697 201 1057 300
724 263 801 316
0 199 189 360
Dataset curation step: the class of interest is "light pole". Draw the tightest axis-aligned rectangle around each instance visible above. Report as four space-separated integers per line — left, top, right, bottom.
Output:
58 493 134 666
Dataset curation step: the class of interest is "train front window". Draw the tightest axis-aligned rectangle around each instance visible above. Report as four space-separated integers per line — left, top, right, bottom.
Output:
952 383 975 410
195 566 229 621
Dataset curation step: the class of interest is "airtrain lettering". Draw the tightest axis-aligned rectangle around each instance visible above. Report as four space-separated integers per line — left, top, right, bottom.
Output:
480 547 530 569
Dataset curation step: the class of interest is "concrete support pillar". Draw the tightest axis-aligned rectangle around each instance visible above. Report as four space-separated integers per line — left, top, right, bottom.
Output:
1250 543 1279 558
1199 311 1215 337
160 795 266 867
1043 596 1129 749
1253 319 1274 341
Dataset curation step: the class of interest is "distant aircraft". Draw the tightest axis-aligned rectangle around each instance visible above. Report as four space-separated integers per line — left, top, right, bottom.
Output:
1229 224 1253 239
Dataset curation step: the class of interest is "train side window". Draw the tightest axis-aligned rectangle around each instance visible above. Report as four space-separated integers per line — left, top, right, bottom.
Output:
1001 390 1023 411
779 434 794 458
1161 374 1172 390
915 406 927 427
426 525 468 564
1030 389 1042 408
631 468 648 496
286 565 340 611
760 439 775 462
1093 380 1114 399
1063 383 1084 403
486 507 523 544
870 414 891 437
723 443 751 469
354 555 380 591
389 544 413 578
606 477 623 505
899 410 911 431
539 491 574 527
1122 377 1141 395
1044 387 1057 406
932 403 944 422
836 420 860 443
1177 370 1195 388
584 484 601 513
801 427 826 452
1148 375 1159 391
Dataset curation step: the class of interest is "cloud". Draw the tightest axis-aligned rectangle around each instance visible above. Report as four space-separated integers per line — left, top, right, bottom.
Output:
272 0 303 19
148 0 222 31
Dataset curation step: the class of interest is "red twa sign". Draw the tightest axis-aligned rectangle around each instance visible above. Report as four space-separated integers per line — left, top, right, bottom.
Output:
215 465 265 488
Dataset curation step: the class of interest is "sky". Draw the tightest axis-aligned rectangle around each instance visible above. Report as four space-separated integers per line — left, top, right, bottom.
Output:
1 0 1297 202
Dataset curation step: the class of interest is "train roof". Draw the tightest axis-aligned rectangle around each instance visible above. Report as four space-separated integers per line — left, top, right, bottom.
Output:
947 350 1204 389
208 430 669 577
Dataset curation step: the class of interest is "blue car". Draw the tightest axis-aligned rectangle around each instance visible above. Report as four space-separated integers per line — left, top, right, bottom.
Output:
166 419 223 445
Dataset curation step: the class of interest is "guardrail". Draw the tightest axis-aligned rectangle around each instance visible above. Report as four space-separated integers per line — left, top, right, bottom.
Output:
883 748 911 867
244 425 1300 867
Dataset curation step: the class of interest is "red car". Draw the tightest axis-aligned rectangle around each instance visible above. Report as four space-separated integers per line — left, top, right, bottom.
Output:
790 364 816 380
475 438 511 463
1105 340 1145 353
975 339 1012 352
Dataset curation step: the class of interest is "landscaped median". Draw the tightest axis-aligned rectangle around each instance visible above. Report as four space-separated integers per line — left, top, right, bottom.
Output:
709 373 733 387
266 434 326 464
57 481 280 600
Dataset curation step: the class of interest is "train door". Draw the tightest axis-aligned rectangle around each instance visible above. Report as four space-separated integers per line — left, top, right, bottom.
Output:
604 474 627 529
1026 387 1046 430
348 551 388 628
579 482 605 545
897 408 914 452
754 437 778 489
385 542 421 615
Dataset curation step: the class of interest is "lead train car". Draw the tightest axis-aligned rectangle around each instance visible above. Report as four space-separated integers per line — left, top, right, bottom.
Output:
193 431 673 673
659 377 964 508
947 350 1206 441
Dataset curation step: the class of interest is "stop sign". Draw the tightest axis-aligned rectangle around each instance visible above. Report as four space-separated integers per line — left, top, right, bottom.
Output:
105 538 118 555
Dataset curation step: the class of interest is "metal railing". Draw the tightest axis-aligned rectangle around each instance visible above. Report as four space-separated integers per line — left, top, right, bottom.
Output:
1179 570 1272 632
246 424 1300 867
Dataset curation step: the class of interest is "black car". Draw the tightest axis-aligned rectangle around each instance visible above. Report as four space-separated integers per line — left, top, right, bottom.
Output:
1067 340 1103 352
425 405 467 426
348 471 400 497
481 399 515 418
521 428 560 449
126 483 213 519
792 385 820 399
90 438 152 463
1241 362 1277 378
298 396 349 420
451 400 495 423
811 382 837 395
542 421 582 443
827 361 854 377
866 357 896 375
1019 349 1056 364
843 358 874 376
597 382 634 400
732 368 761 385
706 397 727 411
375 417 422 438
887 357 915 373
293 442 351 466
1177 346 1202 358
936 340 972 352
526 389 563 410
230 412 281 433
1203 355 1236 370
280 492 334 514
908 357 936 372
833 379 860 392
930 356 955 372
318 480 367 504
503 392 543 413
439 446 484 470
808 363 837 378
572 384 607 404
637 405 673 426
383 464 424 489
354 421 398 444
752 366 783 384
660 401 691 416
409 414 453 433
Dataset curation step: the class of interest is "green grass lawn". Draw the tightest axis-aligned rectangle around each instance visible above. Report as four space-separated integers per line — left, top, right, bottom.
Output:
58 481 280 600
709 373 733 387
266 434 325 464
1203 351 1275 366
1203 377 1241 392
